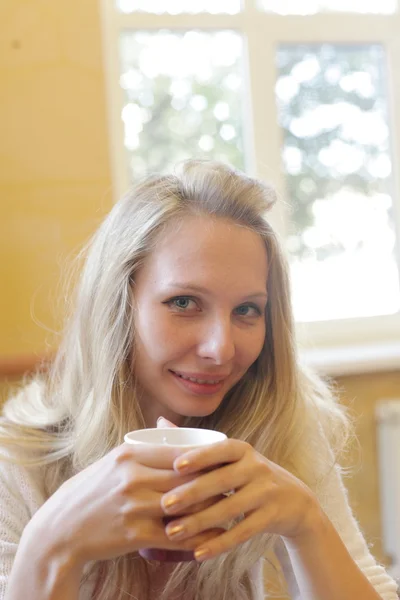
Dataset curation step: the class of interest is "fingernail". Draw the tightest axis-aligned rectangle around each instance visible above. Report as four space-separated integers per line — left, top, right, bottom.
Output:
163 495 180 510
157 416 167 426
166 523 185 539
194 547 210 561
175 458 190 471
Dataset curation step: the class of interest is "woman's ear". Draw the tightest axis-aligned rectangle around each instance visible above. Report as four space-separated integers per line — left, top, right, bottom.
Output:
157 416 178 428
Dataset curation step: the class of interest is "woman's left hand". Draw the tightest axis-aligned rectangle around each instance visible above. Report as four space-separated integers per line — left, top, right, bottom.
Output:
161 438 323 562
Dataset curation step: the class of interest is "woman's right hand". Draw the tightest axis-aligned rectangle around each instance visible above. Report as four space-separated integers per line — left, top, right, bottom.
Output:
24 442 224 568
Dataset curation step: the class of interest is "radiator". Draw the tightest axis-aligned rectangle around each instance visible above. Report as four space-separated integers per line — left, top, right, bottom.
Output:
376 399 400 579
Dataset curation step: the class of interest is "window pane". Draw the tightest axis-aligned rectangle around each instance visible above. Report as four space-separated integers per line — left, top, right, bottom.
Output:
117 0 241 14
259 0 397 14
276 44 400 322
119 31 246 179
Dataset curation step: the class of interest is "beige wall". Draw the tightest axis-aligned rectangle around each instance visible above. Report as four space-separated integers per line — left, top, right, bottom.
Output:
1 0 399 582
337 370 400 566
0 0 112 355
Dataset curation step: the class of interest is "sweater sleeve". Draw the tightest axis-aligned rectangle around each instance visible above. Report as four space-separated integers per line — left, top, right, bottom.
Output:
318 461 398 599
276 455 399 600
0 458 46 599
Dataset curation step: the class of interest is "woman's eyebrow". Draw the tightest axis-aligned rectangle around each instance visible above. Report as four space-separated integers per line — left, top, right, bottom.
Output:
164 282 268 300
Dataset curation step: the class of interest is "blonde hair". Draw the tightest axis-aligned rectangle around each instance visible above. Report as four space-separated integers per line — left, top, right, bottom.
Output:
0 160 350 599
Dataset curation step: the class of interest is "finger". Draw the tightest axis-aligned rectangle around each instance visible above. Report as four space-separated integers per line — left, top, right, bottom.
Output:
120 490 224 524
154 470 200 494
140 527 225 562
173 439 248 475
180 527 227 550
157 416 178 428
161 462 247 514
164 486 261 541
183 494 227 516
192 510 265 562
117 442 195 470
122 463 201 494
122 489 166 518
151 523 227 552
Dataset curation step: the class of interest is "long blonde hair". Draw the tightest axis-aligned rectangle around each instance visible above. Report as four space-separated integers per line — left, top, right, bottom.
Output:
0 160 350 599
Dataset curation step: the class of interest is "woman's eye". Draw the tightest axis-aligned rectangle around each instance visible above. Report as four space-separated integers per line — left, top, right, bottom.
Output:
164 296 198 311
234 304 262 317
163 298 262 316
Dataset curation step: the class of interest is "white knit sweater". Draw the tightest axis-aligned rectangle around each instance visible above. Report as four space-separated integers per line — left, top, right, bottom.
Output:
0 457 398 600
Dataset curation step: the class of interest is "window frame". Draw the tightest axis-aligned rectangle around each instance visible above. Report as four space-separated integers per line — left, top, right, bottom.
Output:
100 0 400 375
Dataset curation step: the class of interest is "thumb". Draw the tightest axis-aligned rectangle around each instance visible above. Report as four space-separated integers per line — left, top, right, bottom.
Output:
157 416 179 428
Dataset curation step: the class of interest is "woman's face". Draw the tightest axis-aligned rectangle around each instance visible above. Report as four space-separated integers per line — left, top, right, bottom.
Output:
132 215 268 427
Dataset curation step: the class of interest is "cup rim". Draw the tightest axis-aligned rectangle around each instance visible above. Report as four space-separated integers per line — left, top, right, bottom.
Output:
124 427 227 447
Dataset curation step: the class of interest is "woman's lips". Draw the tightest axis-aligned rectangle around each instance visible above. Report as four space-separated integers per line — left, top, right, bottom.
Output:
171 370 228 382
169 370 225 395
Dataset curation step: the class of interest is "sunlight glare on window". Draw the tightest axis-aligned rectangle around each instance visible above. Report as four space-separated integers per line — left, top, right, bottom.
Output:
259 0 397 14
117 0 241 14
119 30 245 179
276 44 400 322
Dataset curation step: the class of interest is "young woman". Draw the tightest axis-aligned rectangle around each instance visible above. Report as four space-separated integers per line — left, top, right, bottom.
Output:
0 161 397 600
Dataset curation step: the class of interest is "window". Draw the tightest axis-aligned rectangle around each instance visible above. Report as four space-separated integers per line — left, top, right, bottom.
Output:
276 44 398 323
119 30 246 179
116 0 241 14
258 0 397 15
100 0 400 372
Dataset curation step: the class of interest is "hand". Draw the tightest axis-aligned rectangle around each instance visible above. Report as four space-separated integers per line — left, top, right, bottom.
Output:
160 438 322 562
25 432 225 568
156 415 228 521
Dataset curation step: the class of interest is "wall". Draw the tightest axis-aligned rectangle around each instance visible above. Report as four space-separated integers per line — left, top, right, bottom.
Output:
337 370 400 566
0 0 112 355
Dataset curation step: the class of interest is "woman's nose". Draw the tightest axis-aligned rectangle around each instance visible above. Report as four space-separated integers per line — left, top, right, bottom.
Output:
197 318 235 364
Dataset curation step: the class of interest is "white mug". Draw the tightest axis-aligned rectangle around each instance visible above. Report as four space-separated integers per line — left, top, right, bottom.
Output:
124 427 227 561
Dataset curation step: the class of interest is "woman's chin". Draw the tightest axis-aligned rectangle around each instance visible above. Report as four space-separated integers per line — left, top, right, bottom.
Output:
166 402 221 421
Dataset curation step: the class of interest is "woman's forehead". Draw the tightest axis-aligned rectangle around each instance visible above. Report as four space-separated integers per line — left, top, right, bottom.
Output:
138 215 268 294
